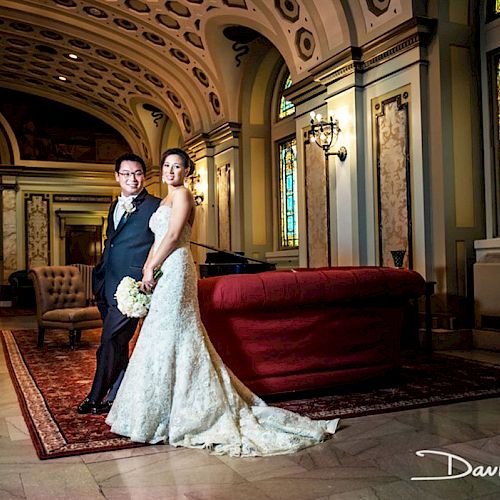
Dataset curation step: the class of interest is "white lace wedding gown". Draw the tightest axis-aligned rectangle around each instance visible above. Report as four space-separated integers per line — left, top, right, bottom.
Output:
106 205 339 456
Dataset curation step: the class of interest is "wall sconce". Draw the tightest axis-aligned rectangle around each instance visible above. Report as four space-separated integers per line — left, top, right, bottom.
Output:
309 111 347 161
186 172 205 206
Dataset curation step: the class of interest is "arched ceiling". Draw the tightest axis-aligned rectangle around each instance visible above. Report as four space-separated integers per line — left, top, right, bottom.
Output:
0 0 409 163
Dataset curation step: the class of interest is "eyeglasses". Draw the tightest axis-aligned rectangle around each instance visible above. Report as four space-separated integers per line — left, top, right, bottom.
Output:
118 171 144 179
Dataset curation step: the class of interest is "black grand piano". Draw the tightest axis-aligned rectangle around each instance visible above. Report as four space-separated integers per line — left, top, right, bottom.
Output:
193 242 276 278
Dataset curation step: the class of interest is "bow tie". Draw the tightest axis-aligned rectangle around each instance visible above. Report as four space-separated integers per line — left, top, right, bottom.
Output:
117 196 136 207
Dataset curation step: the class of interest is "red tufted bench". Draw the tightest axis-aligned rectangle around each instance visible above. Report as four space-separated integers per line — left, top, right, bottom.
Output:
198 267 426 395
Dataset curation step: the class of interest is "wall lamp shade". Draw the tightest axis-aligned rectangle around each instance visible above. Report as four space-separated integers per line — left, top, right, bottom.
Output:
309 111 347 161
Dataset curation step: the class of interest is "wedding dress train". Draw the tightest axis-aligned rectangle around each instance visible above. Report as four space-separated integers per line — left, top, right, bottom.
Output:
106 205 339 456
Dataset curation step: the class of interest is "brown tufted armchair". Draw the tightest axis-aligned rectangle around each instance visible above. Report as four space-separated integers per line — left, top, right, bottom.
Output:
29 266 102 348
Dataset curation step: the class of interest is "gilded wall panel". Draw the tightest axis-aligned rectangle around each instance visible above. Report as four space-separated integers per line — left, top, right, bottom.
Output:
25 193 50 268
372 87 412 268
217 164 231 250
304 140 330 267
2 189 17 283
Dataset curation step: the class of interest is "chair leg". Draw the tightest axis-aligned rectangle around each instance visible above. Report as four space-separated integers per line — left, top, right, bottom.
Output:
69 330 76 349
37 327 45 348
75 329 82 344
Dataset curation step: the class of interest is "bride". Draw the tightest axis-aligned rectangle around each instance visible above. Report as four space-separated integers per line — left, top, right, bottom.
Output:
106 148 339 456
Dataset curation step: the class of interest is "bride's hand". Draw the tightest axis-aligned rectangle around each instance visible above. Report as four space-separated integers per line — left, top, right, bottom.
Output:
141 267 155 293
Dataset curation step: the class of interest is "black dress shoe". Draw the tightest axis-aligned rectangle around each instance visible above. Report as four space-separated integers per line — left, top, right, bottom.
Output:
77 398 98 414
91 401 112 415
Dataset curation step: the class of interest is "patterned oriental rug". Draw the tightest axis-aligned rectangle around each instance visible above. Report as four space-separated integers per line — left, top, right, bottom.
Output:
2 328 500 459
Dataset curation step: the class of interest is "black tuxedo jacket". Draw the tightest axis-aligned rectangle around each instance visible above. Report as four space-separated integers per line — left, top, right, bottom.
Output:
92 188 161 305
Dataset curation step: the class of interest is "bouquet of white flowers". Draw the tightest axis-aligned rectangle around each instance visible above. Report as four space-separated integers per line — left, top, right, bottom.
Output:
115 268 163 318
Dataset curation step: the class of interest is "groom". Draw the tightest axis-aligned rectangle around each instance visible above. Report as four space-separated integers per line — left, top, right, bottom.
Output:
78 153 161 415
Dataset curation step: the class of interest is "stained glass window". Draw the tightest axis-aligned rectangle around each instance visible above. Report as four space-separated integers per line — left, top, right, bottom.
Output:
278 138 298 248
279 74 295 119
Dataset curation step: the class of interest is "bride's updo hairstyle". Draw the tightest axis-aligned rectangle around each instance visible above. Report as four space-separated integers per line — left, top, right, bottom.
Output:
160 148 195 177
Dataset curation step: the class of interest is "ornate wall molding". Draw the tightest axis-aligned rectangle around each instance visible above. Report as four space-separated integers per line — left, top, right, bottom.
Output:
216 164 231 250
53 194 112 203
372 86 412 268
290 17 436 93
25 193 50 269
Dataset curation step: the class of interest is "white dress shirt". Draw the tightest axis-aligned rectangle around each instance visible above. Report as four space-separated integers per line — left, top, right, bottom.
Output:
114 194 138 229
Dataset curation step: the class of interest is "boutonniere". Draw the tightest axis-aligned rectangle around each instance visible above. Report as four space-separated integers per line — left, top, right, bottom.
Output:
122 199 136 217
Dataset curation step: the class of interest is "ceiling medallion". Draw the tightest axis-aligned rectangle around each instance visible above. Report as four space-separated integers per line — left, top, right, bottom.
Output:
69 39 91 50
165 1 191 17
35 44 58 55
108 79 125 89
184 32 204 49
60 61 79 70
135 84 151 95
274 0 299 22
114 18 138 30
118 103 133 114
53 0 77 7
142 32 166 46
84 69 103 79
34 53 55 62
102 86 119 96
112 72 130 82
77 83 94 92
31 61 50 69
170 48 190 64
222 0 247 8
98 92 114 102
209 92 220 114
366 0 391 16
155 14 180 29
97 49 117 59
7 38 30 46
81 77 98 85
295 27 315 61
25 77 43 85
182 113 192 133
10 22 34 32
192 67 209 87
125 0 150 13
5 55 24 63
83 6 108 18
145 73 164 87
92 100 108 109
6 46 28 55
121 59 141 71
129 124 141 138
3 63 23 71
167 91 182 108
89 61 108 71
40 30 63 40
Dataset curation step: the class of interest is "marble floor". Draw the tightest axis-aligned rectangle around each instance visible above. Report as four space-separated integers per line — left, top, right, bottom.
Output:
1 315 500 500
